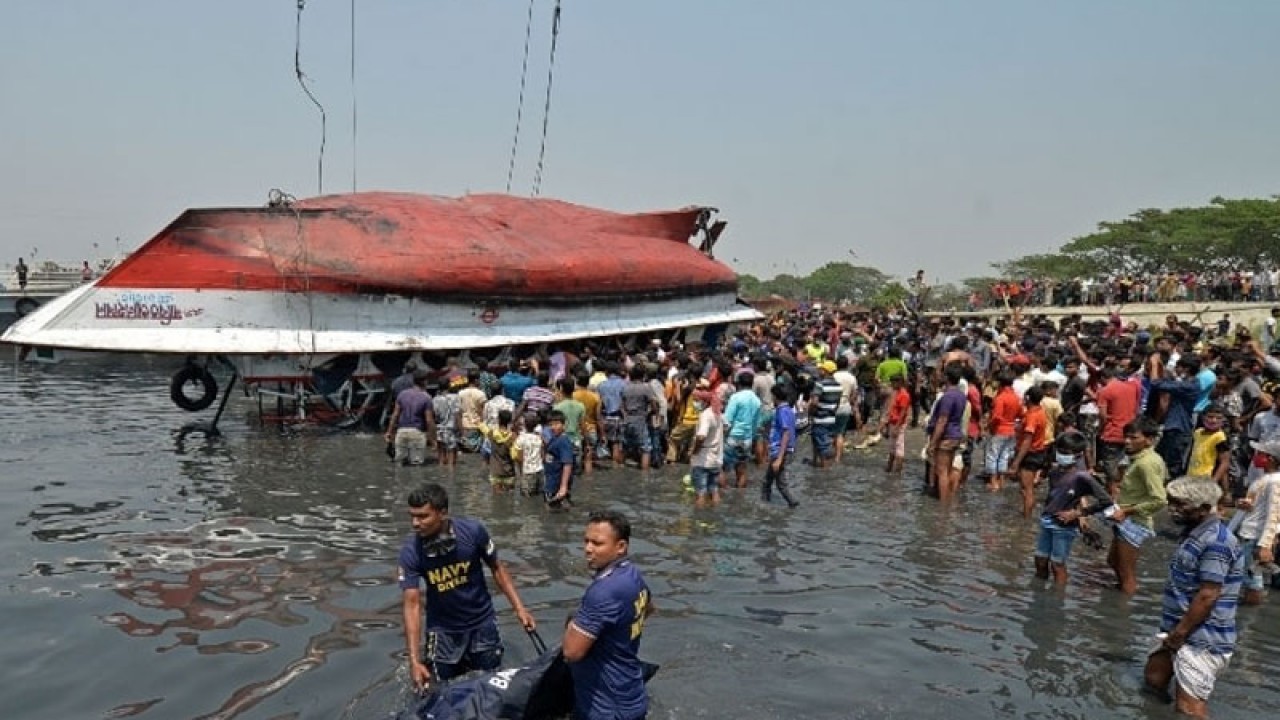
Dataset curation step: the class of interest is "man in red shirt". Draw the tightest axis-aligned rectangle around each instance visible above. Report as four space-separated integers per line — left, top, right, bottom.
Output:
879 375 911 473
1095 367 1141 495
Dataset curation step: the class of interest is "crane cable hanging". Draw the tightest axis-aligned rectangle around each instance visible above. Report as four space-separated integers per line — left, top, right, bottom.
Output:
295 0 327 195
530 0 562 197
504 0 538 194
350 0 358 193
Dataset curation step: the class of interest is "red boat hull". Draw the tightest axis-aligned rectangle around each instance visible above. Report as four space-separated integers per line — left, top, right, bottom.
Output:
99 193 736 299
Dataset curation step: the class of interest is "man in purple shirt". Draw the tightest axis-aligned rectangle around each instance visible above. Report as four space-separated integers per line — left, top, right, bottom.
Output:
384 370 436 465
926 363 968 501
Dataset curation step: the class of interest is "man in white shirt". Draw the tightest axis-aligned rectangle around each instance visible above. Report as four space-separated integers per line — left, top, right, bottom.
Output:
1262 307 1278 350
1233 437 1280 605
689 388 724 508
832 356 858 462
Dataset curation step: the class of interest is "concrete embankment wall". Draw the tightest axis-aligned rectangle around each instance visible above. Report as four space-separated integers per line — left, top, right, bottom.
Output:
927 301 1277 334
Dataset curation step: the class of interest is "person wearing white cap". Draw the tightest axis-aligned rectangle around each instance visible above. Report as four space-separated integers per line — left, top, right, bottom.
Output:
1231 436 1280 604
1144 476 1244 719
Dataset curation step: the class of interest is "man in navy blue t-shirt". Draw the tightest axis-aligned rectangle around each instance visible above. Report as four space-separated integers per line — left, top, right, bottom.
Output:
563 510 652 720
544 410 576 508
398 483 536 688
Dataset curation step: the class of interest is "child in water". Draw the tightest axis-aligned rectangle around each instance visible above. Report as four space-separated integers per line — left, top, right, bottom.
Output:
1188 405 1230 502
1034 432 1113 584
479 409 517 492
513 412 545 497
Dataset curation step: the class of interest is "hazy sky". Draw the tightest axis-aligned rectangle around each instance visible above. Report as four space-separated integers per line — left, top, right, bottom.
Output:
3 1 1278 284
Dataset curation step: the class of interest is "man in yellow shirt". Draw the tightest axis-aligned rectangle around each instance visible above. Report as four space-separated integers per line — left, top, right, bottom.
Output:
572 374 603 474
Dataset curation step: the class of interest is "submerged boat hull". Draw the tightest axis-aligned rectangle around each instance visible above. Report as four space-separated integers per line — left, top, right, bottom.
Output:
2 192 760 354
6 282 754 354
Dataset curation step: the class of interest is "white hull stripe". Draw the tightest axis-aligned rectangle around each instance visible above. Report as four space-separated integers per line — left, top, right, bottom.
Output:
2 284 760 353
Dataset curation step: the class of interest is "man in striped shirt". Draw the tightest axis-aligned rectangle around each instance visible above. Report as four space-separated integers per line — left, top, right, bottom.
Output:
809 361 843 469
1144 477 1244 719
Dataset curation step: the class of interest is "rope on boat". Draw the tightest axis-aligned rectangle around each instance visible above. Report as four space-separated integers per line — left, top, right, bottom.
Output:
530 0 562 197
350 0 359 193
295 0 327 195
505 0 538 194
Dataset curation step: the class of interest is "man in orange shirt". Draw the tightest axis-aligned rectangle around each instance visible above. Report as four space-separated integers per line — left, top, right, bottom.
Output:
984 371 1022 491
1011 386 1051 518
879 374 911 473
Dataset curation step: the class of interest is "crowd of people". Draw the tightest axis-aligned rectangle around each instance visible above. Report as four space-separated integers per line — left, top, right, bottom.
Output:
976 267 1280 309
385 300 1280 718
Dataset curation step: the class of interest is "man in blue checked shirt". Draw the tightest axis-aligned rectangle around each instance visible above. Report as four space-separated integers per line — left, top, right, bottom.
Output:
1144 477 1244 719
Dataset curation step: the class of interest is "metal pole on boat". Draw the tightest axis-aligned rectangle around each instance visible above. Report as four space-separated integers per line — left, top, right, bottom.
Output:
206 370 239 437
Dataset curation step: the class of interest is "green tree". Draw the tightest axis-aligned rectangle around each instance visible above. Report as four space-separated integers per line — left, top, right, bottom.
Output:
803 262 893 304
991 253 1093 281
930 283 970 311
999 196 1280 279
761 273 809 299
737 273 763 298
869 281 910 310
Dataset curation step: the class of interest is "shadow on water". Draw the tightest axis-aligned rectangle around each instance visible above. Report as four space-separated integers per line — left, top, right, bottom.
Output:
2 359 1279 718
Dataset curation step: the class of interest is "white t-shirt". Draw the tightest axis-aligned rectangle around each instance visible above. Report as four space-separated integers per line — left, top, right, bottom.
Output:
1031 368 1067 388
691 409 724 469
833 370 857 414
1233 472 1280 542
516 430 544 475
483 395 515 429
1012 374 1033 401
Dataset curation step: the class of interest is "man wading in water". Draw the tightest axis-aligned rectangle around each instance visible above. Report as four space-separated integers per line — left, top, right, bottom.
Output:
398 483 536 688
1145 477 1243 719
1109 418 1168 595
563 510 653 720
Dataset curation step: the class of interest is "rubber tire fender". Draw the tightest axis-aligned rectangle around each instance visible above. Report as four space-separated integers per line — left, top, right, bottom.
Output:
170 365 218 412
14 298 39 317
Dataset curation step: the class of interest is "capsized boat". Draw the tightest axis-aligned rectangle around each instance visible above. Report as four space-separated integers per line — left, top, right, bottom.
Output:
3 192 760 428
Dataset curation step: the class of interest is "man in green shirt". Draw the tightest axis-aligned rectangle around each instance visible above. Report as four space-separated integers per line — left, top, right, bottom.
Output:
875 347 909 387
554 377 587 472
1109 417 1168 595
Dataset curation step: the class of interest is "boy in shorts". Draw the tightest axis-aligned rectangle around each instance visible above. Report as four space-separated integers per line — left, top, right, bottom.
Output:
514 412 545 497
479 410 517 492
879 375 911 473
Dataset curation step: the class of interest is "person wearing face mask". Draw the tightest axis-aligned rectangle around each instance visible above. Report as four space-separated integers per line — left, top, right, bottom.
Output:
1230 437 1280 604
1033 432 1113 584
1144 477 1244 719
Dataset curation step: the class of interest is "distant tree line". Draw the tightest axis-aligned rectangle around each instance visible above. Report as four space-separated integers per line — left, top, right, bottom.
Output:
738 196 1280 311
990 195 1280 281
